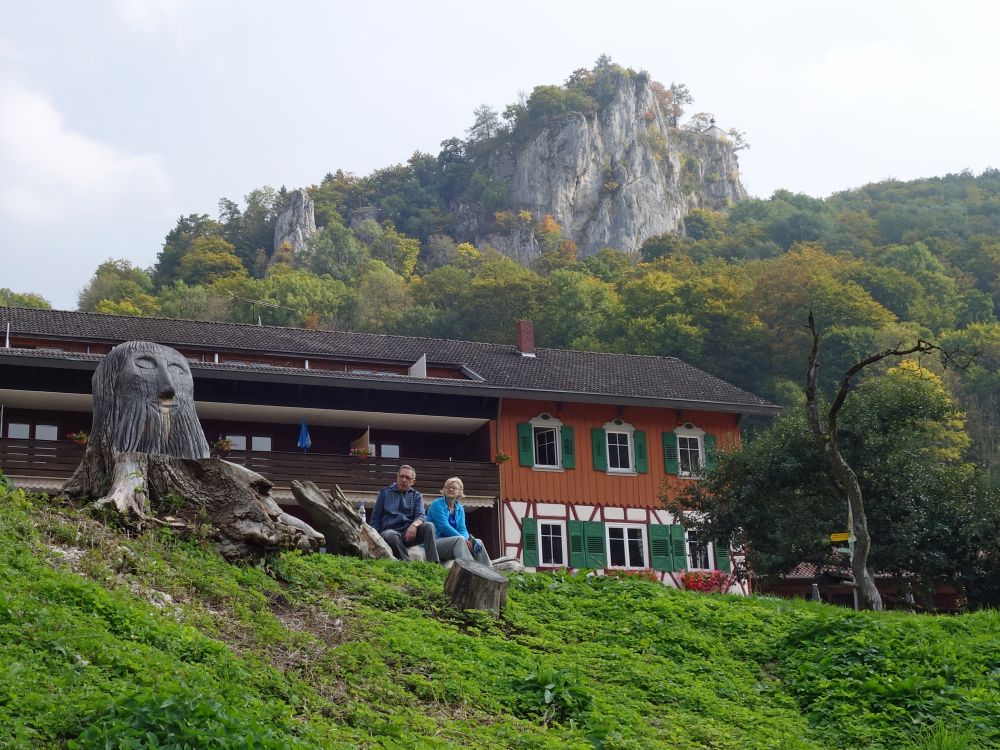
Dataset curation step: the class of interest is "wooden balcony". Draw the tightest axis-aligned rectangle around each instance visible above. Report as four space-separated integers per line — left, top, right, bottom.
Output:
0 438 500 506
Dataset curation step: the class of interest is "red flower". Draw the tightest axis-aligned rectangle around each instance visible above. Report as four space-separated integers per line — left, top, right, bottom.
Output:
680 570 729 593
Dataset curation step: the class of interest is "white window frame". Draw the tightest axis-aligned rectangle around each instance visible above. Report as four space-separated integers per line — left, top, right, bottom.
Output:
675 423 706 477
686 528 714 571
7 422 30 439
530 413 563 470
35 424 59 441
250 435 272 452
603 419 635 475
605 523 647 569
538 520 568 568
226 434 247 451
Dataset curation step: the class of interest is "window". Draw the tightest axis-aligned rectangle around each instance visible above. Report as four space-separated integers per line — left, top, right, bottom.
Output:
250 436 272 452
518 414 575 470
35 424 58 441
678 435 701 475
607 524 647 569
534 424 559 467
381 443 400 459
592 420 648 474
687 529 711 570
664 424 716 477
7 423 29 439
607 430 631 471
226 435 247 450
539 522 567 567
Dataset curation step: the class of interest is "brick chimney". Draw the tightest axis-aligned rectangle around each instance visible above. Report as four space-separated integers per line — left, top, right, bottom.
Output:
515 319 536 358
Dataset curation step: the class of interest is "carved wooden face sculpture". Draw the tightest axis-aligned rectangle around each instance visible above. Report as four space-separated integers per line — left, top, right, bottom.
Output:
91 341 210 458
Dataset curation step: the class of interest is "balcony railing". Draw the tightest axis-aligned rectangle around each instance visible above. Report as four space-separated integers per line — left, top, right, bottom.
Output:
0 439 500 500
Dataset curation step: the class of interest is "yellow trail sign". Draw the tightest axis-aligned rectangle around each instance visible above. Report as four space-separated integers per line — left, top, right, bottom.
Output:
830 532 851 542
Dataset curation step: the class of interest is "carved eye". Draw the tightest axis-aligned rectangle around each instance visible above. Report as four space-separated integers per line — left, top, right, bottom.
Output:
135 356 156 369
168 362 187 373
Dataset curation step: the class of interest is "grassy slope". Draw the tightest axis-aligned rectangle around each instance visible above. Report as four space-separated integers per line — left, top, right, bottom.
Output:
0 487 997 750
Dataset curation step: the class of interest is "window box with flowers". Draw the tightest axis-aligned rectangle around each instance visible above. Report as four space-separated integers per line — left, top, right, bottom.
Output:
211 437 234 458
67 430 89 446
494 451 510 464
680 570 730 593
350 447 372 459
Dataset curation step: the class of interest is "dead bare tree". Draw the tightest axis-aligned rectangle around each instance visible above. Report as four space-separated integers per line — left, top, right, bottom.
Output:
804 313 950 611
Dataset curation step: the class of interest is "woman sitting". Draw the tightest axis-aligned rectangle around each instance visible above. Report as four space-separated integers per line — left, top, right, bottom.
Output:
426 477 493 567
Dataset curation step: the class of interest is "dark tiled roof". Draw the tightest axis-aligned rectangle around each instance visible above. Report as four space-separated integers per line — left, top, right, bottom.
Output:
0 306 779 413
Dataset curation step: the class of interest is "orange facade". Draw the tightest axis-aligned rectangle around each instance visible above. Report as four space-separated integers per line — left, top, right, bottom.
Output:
497 398 741 508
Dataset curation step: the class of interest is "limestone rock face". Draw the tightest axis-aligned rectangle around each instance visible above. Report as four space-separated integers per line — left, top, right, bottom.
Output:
273 188 317 257
486 77 746 258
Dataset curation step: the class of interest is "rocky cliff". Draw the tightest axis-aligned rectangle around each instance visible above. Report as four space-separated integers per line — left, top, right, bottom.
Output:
487 77 746 258
272 188 317 257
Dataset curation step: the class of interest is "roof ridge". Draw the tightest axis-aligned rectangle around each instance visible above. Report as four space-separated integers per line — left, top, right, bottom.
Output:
0 305 518 353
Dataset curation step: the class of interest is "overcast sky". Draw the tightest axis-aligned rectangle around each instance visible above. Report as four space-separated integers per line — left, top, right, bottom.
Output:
2 0 997 310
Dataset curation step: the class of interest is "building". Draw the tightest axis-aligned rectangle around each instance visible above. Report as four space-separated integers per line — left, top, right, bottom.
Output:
0 307 779 589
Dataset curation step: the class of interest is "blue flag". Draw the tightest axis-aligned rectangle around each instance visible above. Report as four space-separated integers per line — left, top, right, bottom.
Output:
297 419 312 451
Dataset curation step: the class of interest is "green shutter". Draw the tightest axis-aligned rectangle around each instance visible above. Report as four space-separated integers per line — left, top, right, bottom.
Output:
561 426 575 469
517 423 534 466
568 520 587 568
634 430 648 473
584 521 607 568
715 541 731 573
669 524 688 572
521 517 539 567
649 524 672 571
704 434 717 472
663 432 679 475
591 428 607 471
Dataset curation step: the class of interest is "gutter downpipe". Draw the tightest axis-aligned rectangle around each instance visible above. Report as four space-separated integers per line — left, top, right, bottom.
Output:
496 396 504 558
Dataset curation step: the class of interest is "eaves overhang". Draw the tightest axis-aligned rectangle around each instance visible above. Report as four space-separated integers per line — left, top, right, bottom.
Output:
0 349 782 417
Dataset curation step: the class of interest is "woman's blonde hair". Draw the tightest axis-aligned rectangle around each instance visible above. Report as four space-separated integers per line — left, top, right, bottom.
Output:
442 476 465 497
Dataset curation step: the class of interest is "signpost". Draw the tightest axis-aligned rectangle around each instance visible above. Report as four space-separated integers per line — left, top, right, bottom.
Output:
829 532 850 542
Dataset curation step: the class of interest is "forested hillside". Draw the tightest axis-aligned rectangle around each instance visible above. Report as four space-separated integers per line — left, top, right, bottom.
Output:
36 168 997 484
3 58 998 484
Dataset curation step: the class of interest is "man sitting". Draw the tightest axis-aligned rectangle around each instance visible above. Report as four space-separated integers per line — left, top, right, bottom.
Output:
369 465 439 562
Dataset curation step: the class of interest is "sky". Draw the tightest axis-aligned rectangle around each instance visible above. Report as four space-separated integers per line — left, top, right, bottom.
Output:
1 1 998 310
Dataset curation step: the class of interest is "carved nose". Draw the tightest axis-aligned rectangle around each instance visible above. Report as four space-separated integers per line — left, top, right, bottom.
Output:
157 364 176 400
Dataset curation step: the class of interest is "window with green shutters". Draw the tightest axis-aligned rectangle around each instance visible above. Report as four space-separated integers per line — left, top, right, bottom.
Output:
519 414 574 470
664 424 714 477
568 520 607 569
521 516 539 567
594 419 643 474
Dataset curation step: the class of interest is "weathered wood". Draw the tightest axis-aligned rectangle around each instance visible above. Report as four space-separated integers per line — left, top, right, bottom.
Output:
444 559 509 616
61 341 324 561
291 480 394 559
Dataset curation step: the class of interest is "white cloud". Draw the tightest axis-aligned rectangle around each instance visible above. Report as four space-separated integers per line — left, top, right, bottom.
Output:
113 0 186 32
0 78 170 224
0 37 22 64
804 44 922 97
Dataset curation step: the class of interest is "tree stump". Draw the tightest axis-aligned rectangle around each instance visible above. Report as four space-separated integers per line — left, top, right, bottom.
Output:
291 481 394 559
444 559 509 616
61 341 324 561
